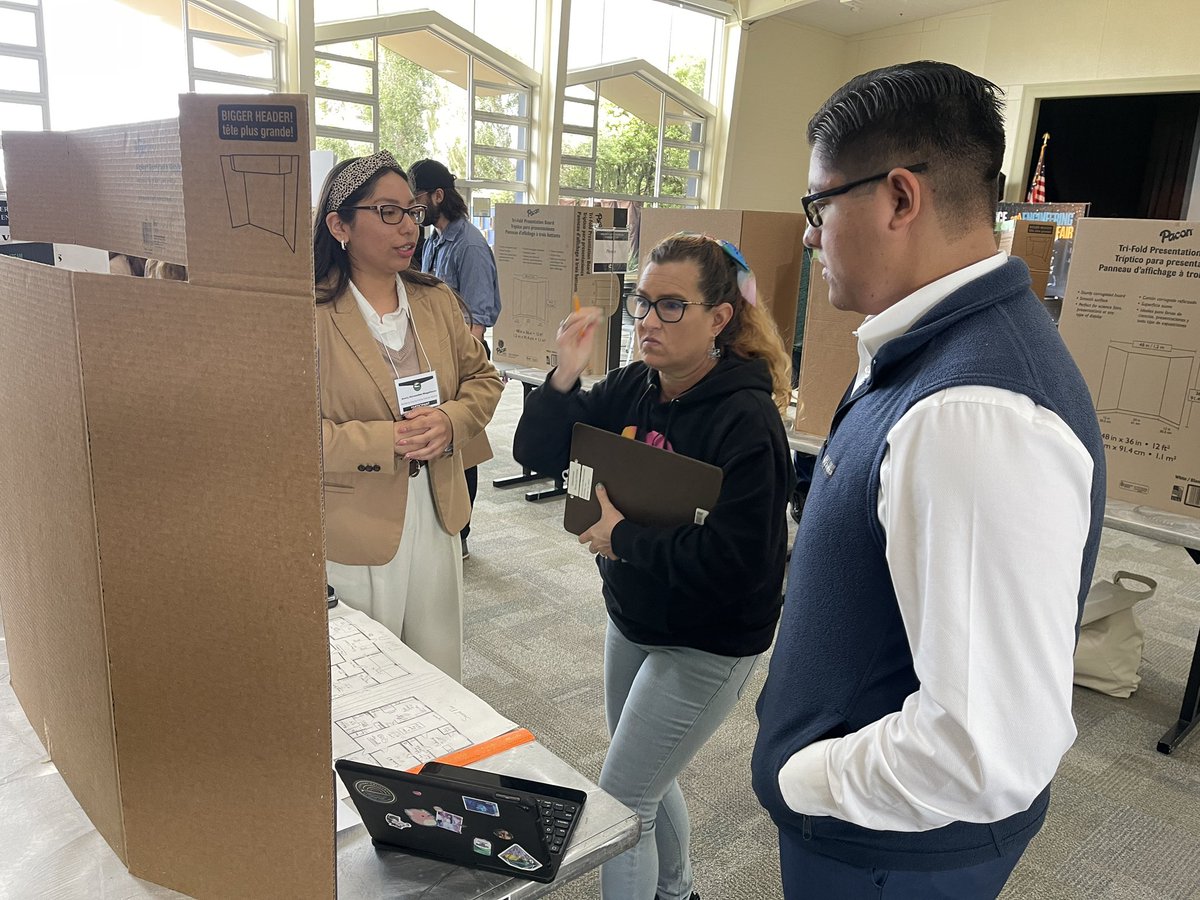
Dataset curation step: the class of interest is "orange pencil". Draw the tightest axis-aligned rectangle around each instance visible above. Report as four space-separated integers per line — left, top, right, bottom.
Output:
572 292 581 314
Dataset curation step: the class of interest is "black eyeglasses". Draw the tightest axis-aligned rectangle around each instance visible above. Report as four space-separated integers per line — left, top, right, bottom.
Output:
625 292 715 324
801 163 928 229
344 203 427 226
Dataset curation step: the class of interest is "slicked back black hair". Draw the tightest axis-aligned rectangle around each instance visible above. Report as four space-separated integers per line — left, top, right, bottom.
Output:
807 61 1005 229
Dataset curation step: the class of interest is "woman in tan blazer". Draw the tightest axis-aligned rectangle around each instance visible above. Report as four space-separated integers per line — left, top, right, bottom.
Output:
315 151 502 680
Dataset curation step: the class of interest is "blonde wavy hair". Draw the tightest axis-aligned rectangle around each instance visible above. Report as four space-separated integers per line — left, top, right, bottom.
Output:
648 232 793 412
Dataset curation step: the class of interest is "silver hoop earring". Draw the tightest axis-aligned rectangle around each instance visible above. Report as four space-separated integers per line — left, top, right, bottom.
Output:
340 239 348 251
708 344 722 360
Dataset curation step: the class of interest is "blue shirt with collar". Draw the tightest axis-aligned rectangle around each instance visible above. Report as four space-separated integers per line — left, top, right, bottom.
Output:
421 216 502 328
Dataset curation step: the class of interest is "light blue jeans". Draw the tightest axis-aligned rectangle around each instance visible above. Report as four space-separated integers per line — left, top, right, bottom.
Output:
599 618 760 900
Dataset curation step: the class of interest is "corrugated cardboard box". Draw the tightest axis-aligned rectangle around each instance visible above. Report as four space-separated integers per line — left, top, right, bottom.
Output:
0 94 332 898
793 262 859 437
492 204 622 374
1059 217 1200 518
637 208 807 349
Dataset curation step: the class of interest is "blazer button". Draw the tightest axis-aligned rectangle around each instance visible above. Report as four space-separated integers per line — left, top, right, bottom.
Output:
374 465 382 471
357 464 366 471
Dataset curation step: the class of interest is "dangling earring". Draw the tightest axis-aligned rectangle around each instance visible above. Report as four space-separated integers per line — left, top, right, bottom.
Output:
708 343 722 360
340 239 348 251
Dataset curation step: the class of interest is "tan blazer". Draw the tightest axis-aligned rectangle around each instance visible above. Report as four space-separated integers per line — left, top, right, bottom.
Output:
317 279 503 565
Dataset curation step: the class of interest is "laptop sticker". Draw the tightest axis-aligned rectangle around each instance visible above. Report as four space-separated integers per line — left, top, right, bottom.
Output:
463 796 501 817
384 813 411 830
499 843 543 872
354 780 396 804
473 838 493 855
405 808 436 826
494 828 514 840
435 807 464 833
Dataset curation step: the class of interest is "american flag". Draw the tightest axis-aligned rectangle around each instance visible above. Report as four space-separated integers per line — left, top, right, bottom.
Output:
1027 133 1049 203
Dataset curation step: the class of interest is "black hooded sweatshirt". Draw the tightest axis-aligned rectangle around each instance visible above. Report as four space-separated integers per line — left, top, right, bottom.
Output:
513 354 793 657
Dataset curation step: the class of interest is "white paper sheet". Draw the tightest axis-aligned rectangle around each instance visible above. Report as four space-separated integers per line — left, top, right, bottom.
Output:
328 602 519 830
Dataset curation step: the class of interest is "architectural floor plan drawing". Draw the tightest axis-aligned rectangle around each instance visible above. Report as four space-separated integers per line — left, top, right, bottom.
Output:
328 603 517 781
1096 340 1198 428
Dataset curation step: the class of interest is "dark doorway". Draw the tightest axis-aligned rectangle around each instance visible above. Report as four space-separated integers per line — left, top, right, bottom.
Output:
1024 93 1200 219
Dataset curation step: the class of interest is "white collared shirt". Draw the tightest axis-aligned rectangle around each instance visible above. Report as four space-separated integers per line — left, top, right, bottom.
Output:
779 252 1095 832
350 275 410 351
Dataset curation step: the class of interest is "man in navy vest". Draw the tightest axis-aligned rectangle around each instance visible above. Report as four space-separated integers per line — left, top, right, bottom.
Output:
752 61 1106 898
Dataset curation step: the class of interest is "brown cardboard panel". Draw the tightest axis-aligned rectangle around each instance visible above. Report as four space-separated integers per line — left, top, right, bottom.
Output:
1010 219 1056 300
738 211 807 347
178 94 312 297
1059 218 1200 518
3 121 186 263
0 257 125 859
637 208 743 273
794 263 860 437
637 208 806 348
72 274 332 899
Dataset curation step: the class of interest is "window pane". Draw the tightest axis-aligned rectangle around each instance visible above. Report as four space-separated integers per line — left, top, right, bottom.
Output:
317 39 375 61
660 172 700 199
475 86 527 118
0 8 38 46
665 120 703 143
317 135 376 160
0 55 42 93
560 164 593 191
563 100 595 129
193 80 270 95
566 83 596 102
472 154 523 183
663 146 698 170
561 133 595 158
596 95 658 197
316 57 373 94
568 0 720 101
471 186 525 217
473 0 535 67
373 38 467 172
474 120 527 152
0 100 45 131
317 97 374 132
192 37 275 80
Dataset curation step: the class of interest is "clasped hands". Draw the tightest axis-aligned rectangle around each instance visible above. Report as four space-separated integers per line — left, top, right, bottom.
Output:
394 406 453 460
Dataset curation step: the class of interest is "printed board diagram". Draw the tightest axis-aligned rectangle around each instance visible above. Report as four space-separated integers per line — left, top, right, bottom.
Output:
220 153 300 251
511 275 549 323
335 698 472 770
1096 340 1198 427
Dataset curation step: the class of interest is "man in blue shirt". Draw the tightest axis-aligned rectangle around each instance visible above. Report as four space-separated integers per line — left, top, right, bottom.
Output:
409 159 502 558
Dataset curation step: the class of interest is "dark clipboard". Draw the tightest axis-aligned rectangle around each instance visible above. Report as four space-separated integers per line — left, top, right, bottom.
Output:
563 422 723 535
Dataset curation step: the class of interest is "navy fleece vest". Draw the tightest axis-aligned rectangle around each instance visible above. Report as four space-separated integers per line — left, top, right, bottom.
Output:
752 258 1106 871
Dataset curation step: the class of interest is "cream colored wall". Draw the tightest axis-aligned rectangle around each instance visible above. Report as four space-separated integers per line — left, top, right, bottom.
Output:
843 0 1200 201
722 0 1200 210
718 19 847 211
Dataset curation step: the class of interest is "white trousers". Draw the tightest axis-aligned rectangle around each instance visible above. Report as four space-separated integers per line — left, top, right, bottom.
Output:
326 465 465 681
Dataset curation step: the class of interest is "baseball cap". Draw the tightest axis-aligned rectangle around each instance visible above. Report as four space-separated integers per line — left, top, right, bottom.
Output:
409 159 457 195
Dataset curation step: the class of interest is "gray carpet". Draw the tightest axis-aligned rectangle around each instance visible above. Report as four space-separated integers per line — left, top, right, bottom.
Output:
462 380 1200 900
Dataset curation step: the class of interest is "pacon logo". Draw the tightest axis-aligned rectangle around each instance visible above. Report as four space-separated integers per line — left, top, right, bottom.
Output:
1160 227 1194 242
526 207 541 216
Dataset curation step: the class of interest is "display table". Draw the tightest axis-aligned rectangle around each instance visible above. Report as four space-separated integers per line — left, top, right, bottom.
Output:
787 427 1200 754
0 613 636 898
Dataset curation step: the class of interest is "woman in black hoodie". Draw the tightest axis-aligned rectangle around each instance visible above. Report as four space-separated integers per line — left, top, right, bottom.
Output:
513 232 794 900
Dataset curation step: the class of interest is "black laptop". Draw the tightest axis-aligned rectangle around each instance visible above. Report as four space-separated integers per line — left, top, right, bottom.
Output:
335 758 587 884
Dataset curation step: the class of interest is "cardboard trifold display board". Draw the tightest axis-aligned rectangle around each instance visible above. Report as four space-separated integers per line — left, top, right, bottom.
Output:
1059 218 1200 519
0 95 332 898
492 204 621 375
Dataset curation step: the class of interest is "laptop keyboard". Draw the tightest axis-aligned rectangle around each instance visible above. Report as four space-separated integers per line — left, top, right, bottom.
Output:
537 798 580 856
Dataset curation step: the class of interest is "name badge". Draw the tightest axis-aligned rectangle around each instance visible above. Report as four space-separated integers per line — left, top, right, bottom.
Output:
395 370 442 413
